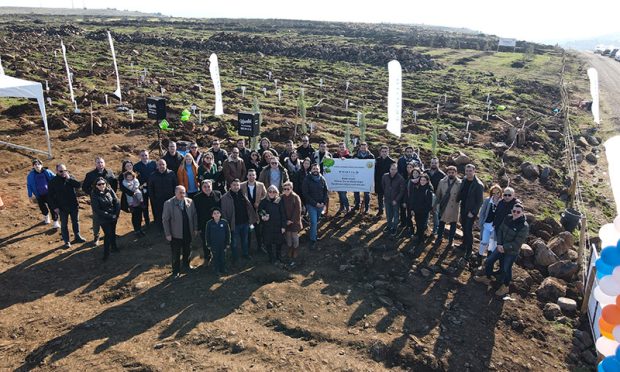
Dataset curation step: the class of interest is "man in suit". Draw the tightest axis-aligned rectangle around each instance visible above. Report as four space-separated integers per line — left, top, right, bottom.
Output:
162 186 198 279
240 169 267 254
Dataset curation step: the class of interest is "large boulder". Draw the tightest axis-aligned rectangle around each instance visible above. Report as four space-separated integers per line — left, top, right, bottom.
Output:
548 232 575 256
537 277 567 302
548 260 579 281
533 239 559 267
520 162 540 180
452 151 471 166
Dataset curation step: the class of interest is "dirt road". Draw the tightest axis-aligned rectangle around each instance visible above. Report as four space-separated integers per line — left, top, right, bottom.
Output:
581 51 620 131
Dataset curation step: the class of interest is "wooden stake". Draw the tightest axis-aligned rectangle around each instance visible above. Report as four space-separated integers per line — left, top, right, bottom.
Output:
578 216 587 272
90 103 93 135
581 266 596 314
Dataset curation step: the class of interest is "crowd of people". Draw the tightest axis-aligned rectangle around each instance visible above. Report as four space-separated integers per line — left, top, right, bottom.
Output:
26 135 529 294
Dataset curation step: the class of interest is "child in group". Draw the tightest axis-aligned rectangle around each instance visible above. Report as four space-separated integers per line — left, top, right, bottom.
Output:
205 208 230 275
123 171 143 208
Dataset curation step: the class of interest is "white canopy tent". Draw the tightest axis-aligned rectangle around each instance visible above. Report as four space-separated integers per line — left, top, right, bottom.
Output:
0 71 53 159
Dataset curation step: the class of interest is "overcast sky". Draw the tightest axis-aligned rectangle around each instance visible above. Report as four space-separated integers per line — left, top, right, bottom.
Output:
0 0 617 42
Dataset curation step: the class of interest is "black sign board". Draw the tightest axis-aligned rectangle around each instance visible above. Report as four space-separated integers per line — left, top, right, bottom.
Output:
146 97 166 120
238 112 260 137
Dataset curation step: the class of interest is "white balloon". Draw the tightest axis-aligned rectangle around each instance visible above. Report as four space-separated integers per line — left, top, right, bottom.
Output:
600 275 620 296
600 223 620 248
596 285 619 307
596 336 620 356
614 325 620 343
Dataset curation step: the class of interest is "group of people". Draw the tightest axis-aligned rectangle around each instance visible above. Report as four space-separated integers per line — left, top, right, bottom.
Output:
26 135 529 295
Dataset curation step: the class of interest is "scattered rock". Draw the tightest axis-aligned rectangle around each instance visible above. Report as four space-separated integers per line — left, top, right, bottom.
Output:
586 135 600 146
132 281 149 290
452 151 471 166
581 350 598 365
557 297 577 314
266 301 275 309
585 153 597 164
539 166 554 184
534 240 559 267
547 130 563 139
520 162 540 180
548 260 578 281
577 136 589 148
537 277 567 302
520 244 534 257
420 268 432 278
232 340 246 353
548 232 575 256
154 343 165 349
543 303 562 320
250 296 259 304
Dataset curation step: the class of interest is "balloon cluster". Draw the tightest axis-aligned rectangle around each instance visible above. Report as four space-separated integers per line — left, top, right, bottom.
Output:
594 217 620 371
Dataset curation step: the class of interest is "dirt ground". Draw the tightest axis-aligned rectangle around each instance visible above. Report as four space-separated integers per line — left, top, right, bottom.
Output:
0 114 586 371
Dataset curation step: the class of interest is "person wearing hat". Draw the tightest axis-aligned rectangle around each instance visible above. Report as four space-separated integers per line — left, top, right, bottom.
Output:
26 158 59 228
205 207 231 275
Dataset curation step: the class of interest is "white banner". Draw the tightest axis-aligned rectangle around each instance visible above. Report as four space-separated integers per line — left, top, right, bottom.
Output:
323 158 375 192
587 68 600 124
107 31 122 102
498 38 517 47
61 41 75 103
387 60 402 137
209 53 224 116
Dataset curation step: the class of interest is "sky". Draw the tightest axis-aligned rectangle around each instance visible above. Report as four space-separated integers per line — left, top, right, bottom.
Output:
0 0 618 43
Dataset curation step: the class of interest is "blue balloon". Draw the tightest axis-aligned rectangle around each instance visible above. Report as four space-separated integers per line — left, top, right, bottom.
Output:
597 258 615 279
602 247 620 267
600 356 620 372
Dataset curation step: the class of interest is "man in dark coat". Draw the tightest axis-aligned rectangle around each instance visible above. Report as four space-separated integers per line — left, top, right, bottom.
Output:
162 141 184 174
302 163 328 249
134 149 157 225
457 164 485 259
374 145 395 216
425 157 446 234
48 163 86 248
297 135 315 161
82 156 118 245
192 179 222 263
148 159 178 230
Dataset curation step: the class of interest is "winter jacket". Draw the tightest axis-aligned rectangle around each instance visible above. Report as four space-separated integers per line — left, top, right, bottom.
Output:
258 197 287 245
458 175 485 218
425 168 446 192
397 154 422 179
222 157 247 186
90 188 120 224
435 176 462 223
493 198 520 229
27 168 55 198
82 168 118 196
293 169 310 204
282 192 303 232
283 157 302 175
209 148 228 166
177 163 199 192
133 160 157 186
297 144 315 161
193 190 222 231
495 215 530 255
381 172 405 204
205 218 231 249
162 197 198 240
302 173 328 207
162 151 184 174
220 191 258 230
374 156 396 194
407 183 434 214
48 176 81 212
197 163 223 192
240 181 267 210
258 165 290 192
148 169 177 203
